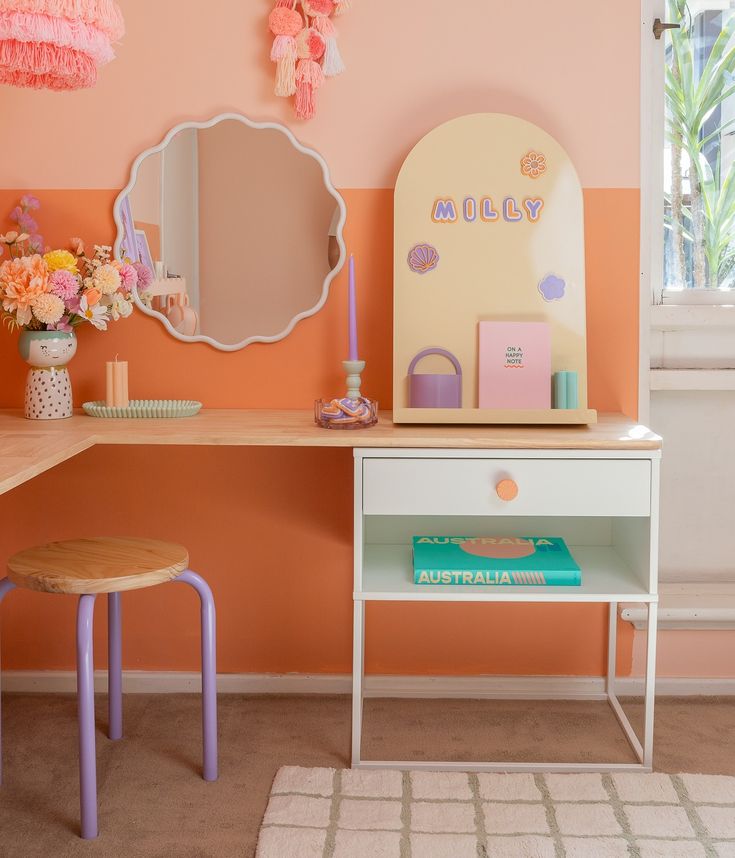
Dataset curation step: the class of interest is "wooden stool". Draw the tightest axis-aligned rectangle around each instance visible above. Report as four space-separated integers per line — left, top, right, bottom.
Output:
0 537 217 840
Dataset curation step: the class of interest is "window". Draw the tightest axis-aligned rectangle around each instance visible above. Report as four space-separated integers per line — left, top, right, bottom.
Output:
663 0 735 295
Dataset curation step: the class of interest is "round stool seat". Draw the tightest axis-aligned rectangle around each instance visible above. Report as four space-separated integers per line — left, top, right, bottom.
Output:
7 537 189 595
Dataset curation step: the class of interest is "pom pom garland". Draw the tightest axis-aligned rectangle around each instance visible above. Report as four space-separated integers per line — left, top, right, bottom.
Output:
0 0 124 91
302 0 334 16
267 0 351 120
296 26 325 60
312 14 344 77
268 6 302 37
274 39 296 96
295 57 324 120
269 6 302 98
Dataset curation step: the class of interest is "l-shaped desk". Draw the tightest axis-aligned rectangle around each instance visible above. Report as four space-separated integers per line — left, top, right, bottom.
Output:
0 410 662 772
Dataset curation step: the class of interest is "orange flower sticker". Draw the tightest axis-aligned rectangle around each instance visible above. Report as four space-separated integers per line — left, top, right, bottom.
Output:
521 151 547 179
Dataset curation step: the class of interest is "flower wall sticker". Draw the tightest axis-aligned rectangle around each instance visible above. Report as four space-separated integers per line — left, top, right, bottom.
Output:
539 274 566 301
521 151 547 179
408 243 439 274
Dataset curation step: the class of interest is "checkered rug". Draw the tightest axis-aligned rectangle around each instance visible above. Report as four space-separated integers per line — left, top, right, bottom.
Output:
255 767 735 857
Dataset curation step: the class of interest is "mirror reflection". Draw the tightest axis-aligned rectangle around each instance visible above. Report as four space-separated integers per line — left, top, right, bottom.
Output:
115 115 344 349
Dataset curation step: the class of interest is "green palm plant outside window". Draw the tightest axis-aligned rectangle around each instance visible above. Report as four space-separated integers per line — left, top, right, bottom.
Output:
665 0 735 289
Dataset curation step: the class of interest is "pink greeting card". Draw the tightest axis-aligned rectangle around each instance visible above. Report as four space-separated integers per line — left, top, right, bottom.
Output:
478 322 551 409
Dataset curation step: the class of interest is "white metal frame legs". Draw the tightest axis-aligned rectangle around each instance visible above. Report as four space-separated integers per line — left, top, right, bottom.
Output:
351 598 658 773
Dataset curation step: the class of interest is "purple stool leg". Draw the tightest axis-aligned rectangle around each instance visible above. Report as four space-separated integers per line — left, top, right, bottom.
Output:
0 577 17 787
174 570 217 782
77 594 98 840
107 593 122 741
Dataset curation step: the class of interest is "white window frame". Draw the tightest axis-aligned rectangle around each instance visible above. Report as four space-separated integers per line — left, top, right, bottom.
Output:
640 0 735 417
640 0 666 421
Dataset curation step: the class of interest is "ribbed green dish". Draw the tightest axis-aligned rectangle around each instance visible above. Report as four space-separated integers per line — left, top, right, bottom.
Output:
82 400 202 418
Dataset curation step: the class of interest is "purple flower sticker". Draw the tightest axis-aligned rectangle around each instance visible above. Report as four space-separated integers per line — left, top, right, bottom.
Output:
539 274 566 302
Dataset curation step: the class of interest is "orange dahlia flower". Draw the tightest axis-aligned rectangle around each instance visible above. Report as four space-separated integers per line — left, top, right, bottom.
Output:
0 254 50 326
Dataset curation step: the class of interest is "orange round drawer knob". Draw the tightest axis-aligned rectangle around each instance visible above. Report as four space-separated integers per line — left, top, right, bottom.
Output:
496 479 519 502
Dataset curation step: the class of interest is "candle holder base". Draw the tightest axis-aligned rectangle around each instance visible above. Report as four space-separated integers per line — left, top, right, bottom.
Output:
314 397 378 430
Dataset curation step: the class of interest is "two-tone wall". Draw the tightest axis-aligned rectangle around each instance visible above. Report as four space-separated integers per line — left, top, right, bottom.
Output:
0 0 643 677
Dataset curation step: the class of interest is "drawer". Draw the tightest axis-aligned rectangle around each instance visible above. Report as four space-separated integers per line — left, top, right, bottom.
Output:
362 458 651 517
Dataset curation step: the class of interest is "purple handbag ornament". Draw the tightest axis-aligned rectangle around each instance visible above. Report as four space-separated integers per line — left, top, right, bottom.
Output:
407 347 462 408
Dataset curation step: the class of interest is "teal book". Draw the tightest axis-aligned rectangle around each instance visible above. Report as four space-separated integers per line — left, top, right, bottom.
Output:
412 536 581 586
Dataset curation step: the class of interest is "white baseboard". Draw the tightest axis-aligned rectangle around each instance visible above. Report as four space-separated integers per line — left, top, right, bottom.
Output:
2 671 735 697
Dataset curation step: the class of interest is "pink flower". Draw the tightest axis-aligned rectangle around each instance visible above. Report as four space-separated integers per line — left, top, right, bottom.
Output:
132 261 153 289
118 263 138 293
19 195 40 210
17 212 38 234
49 269 80 301
70 237 85 257
28 234 44 253
50 315 73 332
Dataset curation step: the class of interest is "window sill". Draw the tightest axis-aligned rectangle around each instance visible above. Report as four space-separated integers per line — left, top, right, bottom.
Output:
650 369 735 390
621 581 735 630
651 304 735 330
662 289 735 306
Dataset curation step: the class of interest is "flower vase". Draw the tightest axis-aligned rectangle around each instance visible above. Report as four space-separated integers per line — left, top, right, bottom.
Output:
18 330 77 420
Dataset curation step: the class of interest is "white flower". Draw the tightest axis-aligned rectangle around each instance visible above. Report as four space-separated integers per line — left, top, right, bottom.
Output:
78 295 108 330
106 294 133 321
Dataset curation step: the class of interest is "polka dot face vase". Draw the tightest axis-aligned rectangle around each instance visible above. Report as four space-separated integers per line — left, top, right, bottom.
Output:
18 330 77 420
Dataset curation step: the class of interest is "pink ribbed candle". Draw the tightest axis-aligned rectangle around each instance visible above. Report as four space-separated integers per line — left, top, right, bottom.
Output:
348 254 358 361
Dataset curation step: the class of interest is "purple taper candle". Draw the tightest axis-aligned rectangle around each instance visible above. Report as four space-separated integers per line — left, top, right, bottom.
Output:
348 254 359 361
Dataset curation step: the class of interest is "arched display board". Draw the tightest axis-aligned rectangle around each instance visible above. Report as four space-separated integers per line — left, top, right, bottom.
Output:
393 113 596 424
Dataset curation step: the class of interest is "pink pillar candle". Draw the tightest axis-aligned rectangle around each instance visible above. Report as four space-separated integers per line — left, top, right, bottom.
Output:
348 254 359 361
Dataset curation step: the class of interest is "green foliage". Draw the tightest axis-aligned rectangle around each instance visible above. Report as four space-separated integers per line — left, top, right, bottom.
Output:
666 0 735 287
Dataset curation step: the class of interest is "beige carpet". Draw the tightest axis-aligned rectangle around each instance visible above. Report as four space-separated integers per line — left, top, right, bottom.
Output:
257 767 735 857
0 694 733 857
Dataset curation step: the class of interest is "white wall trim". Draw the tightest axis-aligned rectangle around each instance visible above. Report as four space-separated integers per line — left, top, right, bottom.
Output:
639 0 666 423
3 671 734 697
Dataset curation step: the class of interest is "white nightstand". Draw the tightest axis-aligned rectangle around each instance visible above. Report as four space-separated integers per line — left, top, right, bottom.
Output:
352 437 661 773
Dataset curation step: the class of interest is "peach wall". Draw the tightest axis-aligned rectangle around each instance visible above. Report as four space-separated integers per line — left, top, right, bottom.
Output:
0 1 644 677
0 1 640 191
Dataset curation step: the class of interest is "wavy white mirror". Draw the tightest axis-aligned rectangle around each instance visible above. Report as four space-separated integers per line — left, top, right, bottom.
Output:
113 113 346 350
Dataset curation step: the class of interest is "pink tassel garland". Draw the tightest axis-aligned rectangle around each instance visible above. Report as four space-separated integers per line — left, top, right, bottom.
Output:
312 15 344 76
267 0 350 119
295 57 323 120
274 40 296 96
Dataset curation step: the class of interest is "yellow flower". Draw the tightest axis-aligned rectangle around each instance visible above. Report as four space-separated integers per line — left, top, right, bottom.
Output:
43 249 79 274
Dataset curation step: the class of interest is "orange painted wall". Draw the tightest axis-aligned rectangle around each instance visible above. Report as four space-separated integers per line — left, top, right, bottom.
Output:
0 1 642 676
0 186 639 676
